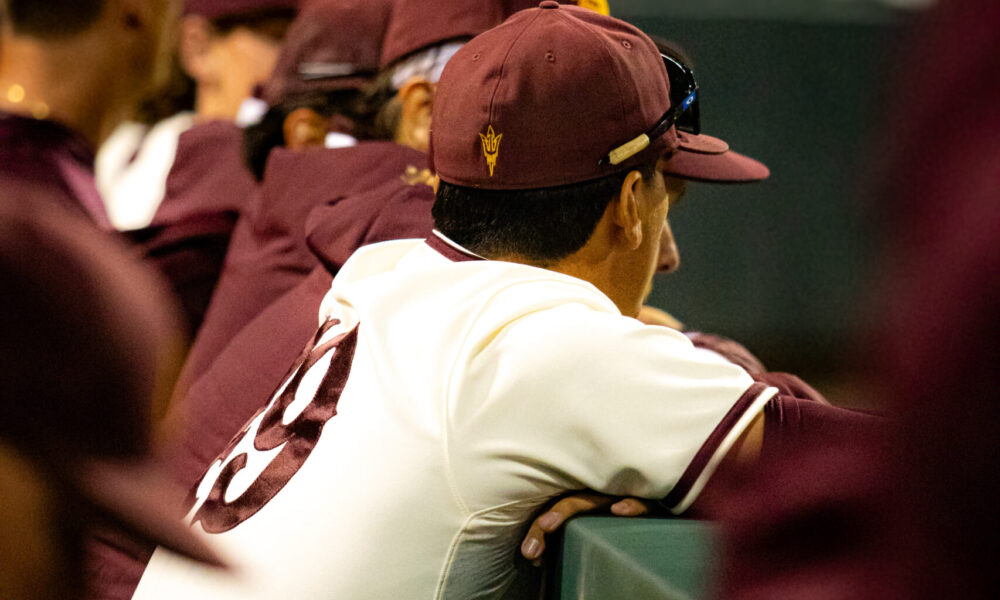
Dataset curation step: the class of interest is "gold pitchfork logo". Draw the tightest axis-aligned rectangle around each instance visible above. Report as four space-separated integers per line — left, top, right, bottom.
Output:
479 125 503 177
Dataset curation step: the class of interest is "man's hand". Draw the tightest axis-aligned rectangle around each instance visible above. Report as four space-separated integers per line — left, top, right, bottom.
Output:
520 493 653 565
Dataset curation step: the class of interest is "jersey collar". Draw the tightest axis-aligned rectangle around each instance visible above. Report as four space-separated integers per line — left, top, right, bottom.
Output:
426 230 486 262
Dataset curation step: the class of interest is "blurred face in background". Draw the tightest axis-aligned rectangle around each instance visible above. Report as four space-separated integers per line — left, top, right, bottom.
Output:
181 12 294 120
128 0 182 97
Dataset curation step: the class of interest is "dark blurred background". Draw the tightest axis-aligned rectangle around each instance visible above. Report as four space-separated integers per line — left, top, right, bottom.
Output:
612 0 931 403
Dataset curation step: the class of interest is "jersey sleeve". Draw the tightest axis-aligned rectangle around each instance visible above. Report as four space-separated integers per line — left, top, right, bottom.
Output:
450 302 775 514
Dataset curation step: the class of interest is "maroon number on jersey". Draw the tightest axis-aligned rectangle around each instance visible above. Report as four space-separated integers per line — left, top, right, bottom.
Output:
190 319 359 533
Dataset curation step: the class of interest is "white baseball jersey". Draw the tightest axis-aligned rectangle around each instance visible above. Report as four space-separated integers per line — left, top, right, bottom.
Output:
134 232 775 600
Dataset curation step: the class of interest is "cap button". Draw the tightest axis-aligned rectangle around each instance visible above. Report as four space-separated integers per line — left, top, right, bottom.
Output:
539 1 560 8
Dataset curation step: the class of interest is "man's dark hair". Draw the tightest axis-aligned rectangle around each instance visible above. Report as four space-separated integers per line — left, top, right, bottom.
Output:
2 0 106 37
353 70 405 144
433 163 656 265
209 8 297 40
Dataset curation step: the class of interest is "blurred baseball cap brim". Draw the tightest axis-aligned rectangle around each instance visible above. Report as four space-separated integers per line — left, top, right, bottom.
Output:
184 0 299 19
71 457 226 568
661 131 770 183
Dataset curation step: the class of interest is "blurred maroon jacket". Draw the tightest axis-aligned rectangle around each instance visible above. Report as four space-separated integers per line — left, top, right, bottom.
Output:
127 120 256 337
172 142 425 396
0 113 110 228
713 0 1000 598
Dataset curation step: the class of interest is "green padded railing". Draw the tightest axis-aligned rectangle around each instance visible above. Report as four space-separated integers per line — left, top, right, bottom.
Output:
550 517 717 600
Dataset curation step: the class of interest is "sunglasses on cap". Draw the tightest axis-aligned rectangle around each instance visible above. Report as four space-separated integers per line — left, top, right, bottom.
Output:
601 53 701 166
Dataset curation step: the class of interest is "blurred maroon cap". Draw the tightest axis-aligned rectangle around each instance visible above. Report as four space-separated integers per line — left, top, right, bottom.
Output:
0 204 224 569
262 0 393 104
380 0 596 69
430 2 768 189
184 0 300 19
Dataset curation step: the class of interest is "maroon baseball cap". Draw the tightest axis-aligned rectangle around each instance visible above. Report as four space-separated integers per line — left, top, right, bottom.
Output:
380 0 504 69
0 205 224 568
380 0 595 69
261 0 392 105
184 0 300 19
430 2 769 189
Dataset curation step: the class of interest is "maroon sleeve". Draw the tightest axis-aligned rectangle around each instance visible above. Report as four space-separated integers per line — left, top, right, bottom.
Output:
761 395 879 461
128 211 238 337
686 331 767 374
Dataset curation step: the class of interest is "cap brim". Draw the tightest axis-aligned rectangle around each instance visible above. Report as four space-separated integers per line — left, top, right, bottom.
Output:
661 131 770 183
72 458 226 569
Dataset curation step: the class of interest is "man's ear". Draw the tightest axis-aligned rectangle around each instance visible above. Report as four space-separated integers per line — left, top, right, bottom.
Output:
613 170 645 250
283 107 328 150
179 15 213 82
394 76 434 153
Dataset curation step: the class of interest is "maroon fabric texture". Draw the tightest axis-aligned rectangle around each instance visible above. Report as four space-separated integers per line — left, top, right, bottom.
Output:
0 112 110 228
686 331 767 375
711 426 896 600
424 231 485 263
167 266 333 493
304 177 436 273
127 212 238 339
752 372 828 406
661 131 769 184
0 203 225 588
714 0 1000 597
261 0 393 104
129 120 256 336
0 204 170 457
153 120 254 226
380 0 506 68
760 396 871 462
174 142 425 394
184 0 299 19
380 1 589 69
860 0 1000 593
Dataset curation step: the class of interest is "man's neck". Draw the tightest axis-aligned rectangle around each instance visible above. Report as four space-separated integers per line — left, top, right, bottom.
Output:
487 248 641 318
0 35 128 147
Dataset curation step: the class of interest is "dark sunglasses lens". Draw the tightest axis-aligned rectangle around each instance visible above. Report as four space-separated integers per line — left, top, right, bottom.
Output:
675 92 700 135
662 54 700 135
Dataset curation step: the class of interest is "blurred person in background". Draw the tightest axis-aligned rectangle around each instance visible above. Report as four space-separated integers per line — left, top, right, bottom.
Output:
711 0 1000 598
0 203 223 600
95 56 196 232
0 0 178 229
96 0 299 231
108 0 300 340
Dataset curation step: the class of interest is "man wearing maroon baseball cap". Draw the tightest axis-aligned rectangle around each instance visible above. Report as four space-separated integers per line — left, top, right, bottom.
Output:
108 0 304 340
430 1 769 318
97 0 301 231
240 0 394 180
128 6 865 600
